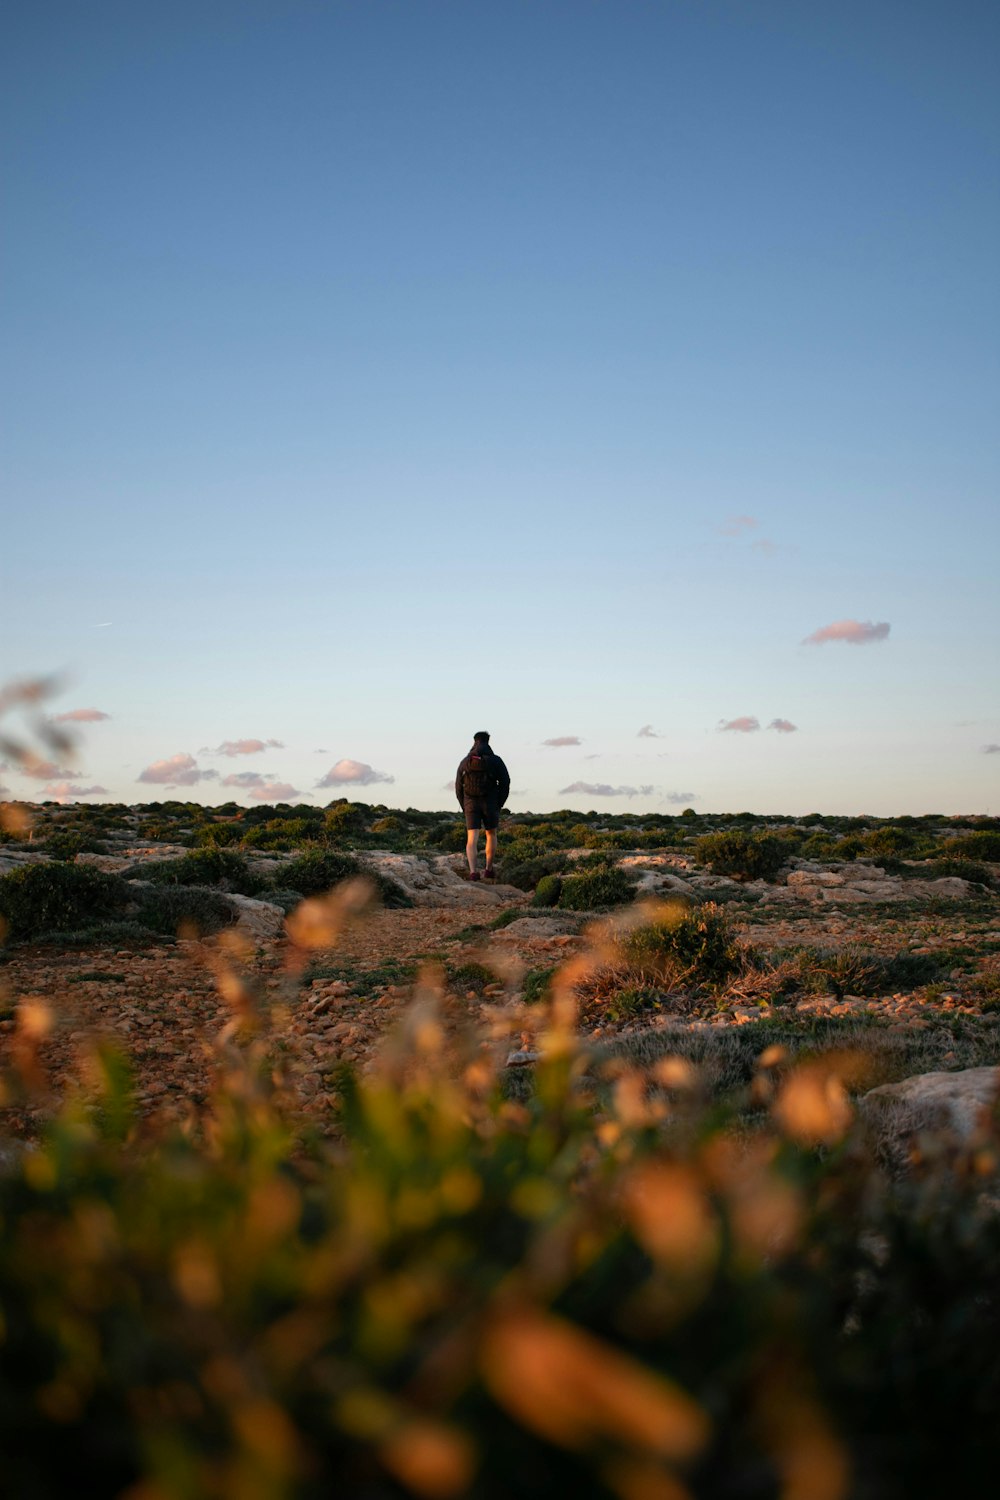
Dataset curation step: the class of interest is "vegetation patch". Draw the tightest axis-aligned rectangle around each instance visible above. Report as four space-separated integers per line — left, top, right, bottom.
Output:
557 864 637 911
0 864 131 941
693 829 788 882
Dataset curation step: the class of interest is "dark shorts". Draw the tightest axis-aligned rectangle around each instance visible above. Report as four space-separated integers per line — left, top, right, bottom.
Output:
464 799 500 831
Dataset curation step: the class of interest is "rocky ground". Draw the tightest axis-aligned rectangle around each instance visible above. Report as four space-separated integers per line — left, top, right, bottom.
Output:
2 848 999 1142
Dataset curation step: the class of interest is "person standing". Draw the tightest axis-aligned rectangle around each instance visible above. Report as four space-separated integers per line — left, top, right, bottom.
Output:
455 731 510 881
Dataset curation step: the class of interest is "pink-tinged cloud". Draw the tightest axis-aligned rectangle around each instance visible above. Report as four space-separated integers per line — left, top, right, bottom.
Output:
247 781 302 803
984 744 1000 755
317 759 394 787
222 771 268 789
666 791 698 804
40 782 108 802
718 717 760 733
52 707 111 723
137 753 219 787
803 619 890 646
20 756 81 780
210 738 284 757
719 514 757 537
559 781 654 799
543 736 582 747
637 725 660 738
768 718 798 734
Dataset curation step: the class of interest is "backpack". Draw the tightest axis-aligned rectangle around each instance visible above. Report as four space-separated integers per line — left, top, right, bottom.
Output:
464 752 493 799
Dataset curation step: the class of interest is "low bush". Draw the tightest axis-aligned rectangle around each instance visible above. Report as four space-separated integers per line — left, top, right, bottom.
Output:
621 901 742 988
945 830 1000 862
447 961 497 995
521 965 557 1004
789 946 945 998
693 830 787 882
128 849 264 896
194 823 246 848
531 873 562 907
0 863 131 941
133 885 238 938
557 864 637 911
503 852 569 893
905 857 993 886
282 851 411 909
40 832 108 860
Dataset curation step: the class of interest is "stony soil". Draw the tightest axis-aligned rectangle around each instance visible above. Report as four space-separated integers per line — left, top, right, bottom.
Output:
2 865 999 1141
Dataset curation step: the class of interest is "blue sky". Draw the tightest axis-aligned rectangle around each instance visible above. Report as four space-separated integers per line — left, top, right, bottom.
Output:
2 0 998 816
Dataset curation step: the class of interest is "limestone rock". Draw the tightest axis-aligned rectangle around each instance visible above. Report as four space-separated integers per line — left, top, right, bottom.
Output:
364 853 525 909
860 1066 1000 1144
226 894 286 941
491 915 580 942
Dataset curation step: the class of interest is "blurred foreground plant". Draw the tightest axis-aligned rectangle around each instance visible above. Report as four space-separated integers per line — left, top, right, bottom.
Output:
1 882 999 1499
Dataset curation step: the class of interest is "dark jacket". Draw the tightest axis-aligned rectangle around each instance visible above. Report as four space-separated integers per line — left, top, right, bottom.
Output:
455 745 510 807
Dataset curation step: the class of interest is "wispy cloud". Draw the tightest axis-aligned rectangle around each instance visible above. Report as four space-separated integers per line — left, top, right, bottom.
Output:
637 725 661 739
40 782 108 802
543 736 581 748
247 781 302 803
768 718 798 733
559 781 654 799
718 514 757 537
137 753 219 787
19 756 81 780
718 716 760 733
52 707 111 723
666 791 698 804
803 619 890 646
221 771 269 789
317 759 394 787
750 538 778 556
984 744 1000 755
207 738 284 757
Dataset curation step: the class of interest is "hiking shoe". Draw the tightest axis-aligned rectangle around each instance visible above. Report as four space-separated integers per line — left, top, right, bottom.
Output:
483 866 496 881
468 870 481 882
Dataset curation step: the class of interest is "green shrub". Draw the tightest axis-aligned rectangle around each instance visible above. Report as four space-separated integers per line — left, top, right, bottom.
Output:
0 863 131 941
447 961 496 995
557 864 637 911
128 849 264 895
909 858 993 886
194 823 246 848
370 815 404 834
791 946 945 998
282 850 363 895
133 885 238 938
859 826 918 861
945 830 1000 861
531 873 562 907
621 901 741 987
503 852 569 893
40 832 107 860
282 851 411 909
693 830 787 882
521 965 557 1004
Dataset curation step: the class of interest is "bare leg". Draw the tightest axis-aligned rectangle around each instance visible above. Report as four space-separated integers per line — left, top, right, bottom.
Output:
485 828 498 870
466 827 479 875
